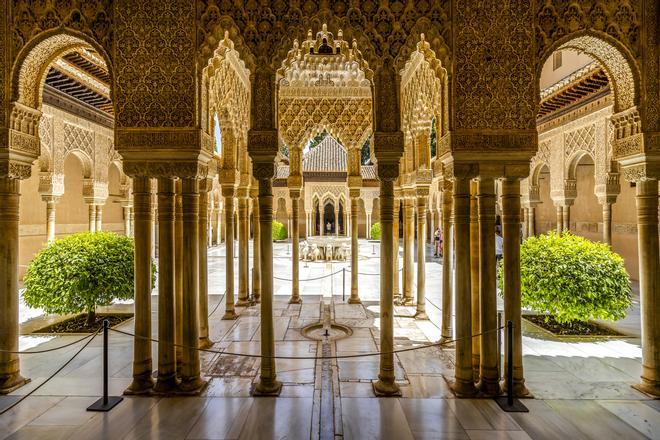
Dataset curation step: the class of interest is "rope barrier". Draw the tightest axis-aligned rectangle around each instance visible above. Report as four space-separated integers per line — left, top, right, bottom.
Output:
109 326 504 361
274 269 344 282
0 331 98 355
0 327 101 416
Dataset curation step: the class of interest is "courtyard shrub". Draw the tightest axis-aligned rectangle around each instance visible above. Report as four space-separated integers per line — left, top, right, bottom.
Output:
23 232 155 326
498 231 632 324
370 222 381 240
272 220 288 241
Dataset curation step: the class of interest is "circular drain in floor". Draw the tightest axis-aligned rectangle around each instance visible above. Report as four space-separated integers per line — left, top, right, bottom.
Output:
301 322 353 341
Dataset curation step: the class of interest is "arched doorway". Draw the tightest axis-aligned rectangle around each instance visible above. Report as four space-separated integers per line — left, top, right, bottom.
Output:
323 202 335 235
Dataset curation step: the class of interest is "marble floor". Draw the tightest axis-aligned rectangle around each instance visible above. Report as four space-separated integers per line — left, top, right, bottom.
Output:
1 240 658 439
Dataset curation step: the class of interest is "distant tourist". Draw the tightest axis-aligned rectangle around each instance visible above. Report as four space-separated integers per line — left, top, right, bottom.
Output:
495 226 503 263
434 227 442 257
326 221 332 233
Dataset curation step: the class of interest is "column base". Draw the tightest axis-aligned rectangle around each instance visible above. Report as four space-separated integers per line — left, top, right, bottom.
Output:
396 296 414 306
235 298 251 307
251 379 283 396
0 373 30 395
288 296 302 304
372 378 402 397
124 374 155 395
414 311 429 320
439 336 455 348
347 296 362 305
451 379 478 397
176 377 208 396
502 380 531 398
632 378 660 398
476 377 501 397
198 337 213 349
153 374 179 395
222 310 238 320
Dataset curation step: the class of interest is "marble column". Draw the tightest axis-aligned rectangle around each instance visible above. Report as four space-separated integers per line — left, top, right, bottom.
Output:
393 196 401 302
179 178 204 393
88 204 97 233
476 178 500 395
402 196 415 304
349 191 361 304
252 191 261 303
253 175 282 396
334 207 339 236
45 197 58 242
129 207 135 238
125 177 154 395
222 187 237 320
0 178 29 394
633 179 660 397
289 192 301 304
373 176 401 396
469 181 480 374
562 204 571 232
415 194 428 319
154 178 177 393
441 183 453 341
95 204 103 232
602 202 612 245
521 208 529 240
198 184 212 348
123 205 131 236
453 177 477 396
237 195 250 306
555 205 563 233
175 183 184 369
216 208 222 244
501 178 528 396
528 206 535 237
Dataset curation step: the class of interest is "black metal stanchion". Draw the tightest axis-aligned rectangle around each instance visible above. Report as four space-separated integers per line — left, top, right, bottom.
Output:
342 268 346 302
495 320 528 412
87 320 123 412
497 311 502 379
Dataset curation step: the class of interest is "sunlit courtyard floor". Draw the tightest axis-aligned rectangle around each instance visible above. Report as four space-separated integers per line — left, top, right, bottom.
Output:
2 240 658 439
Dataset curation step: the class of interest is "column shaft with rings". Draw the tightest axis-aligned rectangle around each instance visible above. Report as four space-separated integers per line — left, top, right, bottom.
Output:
289 187 302 304
441 180 454 342
125 177 154 394
562 204 571 231
154 177 177 393
452 176 477 396
634 179 660 396
476 177 500 395
0 178 29 393
415 191 429 319
253 170 282 395
123 204 131 236
501 178 528 397
88 204 97 232
175 181 184 370
95 204 103 231
44 196 58 242
198 179 212 348
402 194 415 304
528 206 536 237
469 181 480 374
349 188 361 304
393 192 402 302
555 205 563 233
237 190 250 306
251 186 261 302
178 177 205 394
222 185 237 320
602 202 612 245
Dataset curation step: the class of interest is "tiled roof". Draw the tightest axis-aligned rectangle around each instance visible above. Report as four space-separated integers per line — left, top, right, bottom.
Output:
275 136 376 179
303 136 347 172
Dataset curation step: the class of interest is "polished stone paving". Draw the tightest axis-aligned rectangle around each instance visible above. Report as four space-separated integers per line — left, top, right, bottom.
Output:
2 240 658 439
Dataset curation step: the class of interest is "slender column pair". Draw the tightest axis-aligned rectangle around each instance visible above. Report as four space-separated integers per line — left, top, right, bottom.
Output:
237 193 250 306
415 194 429 319
0 178 30 394
349 190 361 304
222 186 238 320
469 182 480 374
402 196 415 304
289 192 302 304
251 190 261 303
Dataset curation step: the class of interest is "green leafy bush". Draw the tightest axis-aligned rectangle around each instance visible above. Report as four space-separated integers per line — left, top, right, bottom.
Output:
272 220 288 241
23 232 155 325
498 231 632 323
370 222 381 240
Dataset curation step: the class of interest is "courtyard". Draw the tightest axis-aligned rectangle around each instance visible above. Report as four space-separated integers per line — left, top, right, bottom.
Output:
0 241 657 439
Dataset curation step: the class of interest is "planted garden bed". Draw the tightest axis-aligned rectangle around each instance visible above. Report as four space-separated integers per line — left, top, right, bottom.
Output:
33 313 133 334
524 314 623 337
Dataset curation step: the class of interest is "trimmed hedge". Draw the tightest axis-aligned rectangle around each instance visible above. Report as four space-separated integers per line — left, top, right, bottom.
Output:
23 232 155 324
499 231 632 323
370 222 381 240
272 220 288 241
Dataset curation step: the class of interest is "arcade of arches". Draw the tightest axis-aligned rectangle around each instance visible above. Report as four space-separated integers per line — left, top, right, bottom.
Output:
0 1 659 436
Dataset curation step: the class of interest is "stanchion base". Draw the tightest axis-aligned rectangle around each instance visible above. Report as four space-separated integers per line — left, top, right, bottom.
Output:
87 396 123 412
494 396 529 413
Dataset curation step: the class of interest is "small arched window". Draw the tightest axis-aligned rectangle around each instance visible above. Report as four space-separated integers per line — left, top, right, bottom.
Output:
213 114 222 155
